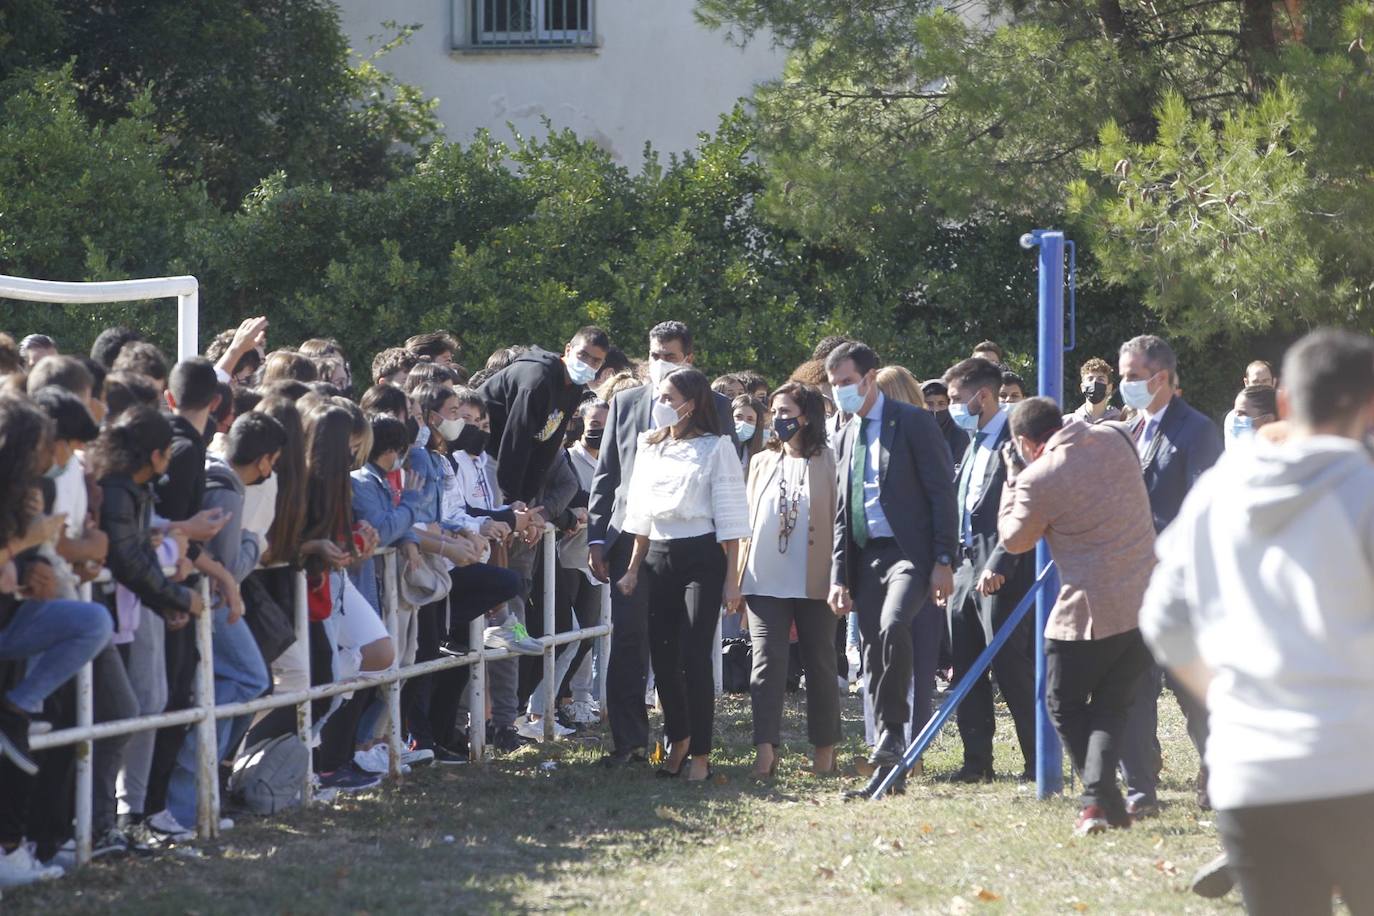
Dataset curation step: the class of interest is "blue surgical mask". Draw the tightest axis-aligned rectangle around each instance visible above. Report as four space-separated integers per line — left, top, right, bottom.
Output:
1120 376 1155 410
835 382 865 415
948 402 979 432
734 422 756 442
565 355 596 387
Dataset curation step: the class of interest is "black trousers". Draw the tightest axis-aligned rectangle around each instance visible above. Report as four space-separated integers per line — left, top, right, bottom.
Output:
950 557 1037 773
404 562 520 750
644 534 725 757
1218 790 1374 916
851 538 926 730
1045 629 1153 822
605 535 651 754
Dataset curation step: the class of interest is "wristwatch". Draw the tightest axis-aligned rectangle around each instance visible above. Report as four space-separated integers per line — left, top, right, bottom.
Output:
935 553 953 567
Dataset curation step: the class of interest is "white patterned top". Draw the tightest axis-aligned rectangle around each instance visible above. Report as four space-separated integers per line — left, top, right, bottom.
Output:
622 433 750 542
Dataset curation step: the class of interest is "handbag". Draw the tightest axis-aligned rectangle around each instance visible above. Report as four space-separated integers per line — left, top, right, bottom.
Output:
242 570 297 665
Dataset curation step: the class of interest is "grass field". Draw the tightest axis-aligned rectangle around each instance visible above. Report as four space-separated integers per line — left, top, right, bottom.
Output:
5 686 1236 915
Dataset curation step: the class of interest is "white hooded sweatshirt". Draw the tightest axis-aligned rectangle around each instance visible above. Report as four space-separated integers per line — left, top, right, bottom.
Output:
1140 436 1374 811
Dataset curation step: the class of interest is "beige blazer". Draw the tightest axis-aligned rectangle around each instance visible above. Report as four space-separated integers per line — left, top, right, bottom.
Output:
739 447 837 601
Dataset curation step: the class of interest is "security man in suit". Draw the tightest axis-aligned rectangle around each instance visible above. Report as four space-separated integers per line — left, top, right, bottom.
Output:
942 357 1038 782
587 320 737 767
827 341 959 798
1116 334 1223 815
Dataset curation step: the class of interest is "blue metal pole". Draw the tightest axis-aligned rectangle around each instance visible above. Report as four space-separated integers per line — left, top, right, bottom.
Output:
1032 230 1066 798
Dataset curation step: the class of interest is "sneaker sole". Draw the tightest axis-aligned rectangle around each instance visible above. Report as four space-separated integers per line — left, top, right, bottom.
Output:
0 732 39 776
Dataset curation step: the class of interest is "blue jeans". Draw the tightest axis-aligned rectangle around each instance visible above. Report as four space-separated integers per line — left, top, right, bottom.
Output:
166 607 269 826
0 599 113 713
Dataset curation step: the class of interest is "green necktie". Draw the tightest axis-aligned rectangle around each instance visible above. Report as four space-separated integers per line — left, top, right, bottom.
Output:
851 417 870 548
956 431 988 541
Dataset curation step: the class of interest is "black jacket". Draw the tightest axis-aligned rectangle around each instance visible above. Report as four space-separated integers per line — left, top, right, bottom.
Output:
100 474 194 618
154 413 211 559
1135 397 1224 532
478 347 587 505
831 397 959 588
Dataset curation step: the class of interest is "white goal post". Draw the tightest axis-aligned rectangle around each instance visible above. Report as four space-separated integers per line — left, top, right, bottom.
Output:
0 273 199 359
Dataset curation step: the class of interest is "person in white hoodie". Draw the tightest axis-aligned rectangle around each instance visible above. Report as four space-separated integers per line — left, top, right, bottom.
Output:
1140 328 1374 916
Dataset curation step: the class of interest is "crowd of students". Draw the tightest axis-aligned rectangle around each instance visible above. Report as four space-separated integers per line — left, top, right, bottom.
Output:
0 317 1368 915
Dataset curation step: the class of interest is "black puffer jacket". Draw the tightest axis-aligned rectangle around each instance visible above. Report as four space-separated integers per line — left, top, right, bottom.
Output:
98 474 193 617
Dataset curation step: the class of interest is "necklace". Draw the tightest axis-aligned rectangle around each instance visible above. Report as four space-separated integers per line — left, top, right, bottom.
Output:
776 456 807 553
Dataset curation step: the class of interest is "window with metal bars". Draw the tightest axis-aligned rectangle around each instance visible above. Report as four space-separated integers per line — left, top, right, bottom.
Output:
470 0 594 47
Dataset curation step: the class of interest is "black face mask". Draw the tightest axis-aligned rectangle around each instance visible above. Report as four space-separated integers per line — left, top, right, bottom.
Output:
583 428 604 450
452 424 489 457
934 408 952 430
1082 380 1108 405
773 415 802 443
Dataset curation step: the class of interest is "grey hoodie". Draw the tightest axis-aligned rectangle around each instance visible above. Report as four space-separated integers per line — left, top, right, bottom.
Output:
1140 436 1374 810
202 455 262 591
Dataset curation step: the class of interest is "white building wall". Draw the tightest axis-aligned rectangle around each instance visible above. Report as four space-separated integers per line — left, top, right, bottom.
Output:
335 0 786 163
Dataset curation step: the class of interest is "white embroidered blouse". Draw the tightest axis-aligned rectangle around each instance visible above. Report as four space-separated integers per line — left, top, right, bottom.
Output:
622 433 751 542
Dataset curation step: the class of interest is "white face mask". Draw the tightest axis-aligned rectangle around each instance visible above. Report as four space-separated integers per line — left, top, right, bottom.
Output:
652 399 685 430
565 355 597 386
436 417 465 442
1120 373 1158 410
648 359 677 386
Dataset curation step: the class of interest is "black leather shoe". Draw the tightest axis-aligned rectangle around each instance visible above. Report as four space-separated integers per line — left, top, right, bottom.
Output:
844 765 907 801
599 749 648 769
868 729 904 768
1190 853 1234 899
943 765 995 784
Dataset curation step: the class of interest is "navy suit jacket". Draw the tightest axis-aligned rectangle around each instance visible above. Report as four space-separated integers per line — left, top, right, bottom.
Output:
1135 397 1223 532
831 397 959 588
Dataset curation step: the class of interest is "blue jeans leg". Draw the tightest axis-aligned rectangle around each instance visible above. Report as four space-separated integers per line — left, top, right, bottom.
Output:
0 599 113 713
166 608 269 825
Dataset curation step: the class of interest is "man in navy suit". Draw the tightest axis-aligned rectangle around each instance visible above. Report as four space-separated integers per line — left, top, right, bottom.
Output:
1116 334 1223 816
827 342 959 798
943 357 1038 782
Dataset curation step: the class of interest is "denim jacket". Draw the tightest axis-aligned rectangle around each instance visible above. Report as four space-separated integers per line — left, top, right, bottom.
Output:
349 461 427 611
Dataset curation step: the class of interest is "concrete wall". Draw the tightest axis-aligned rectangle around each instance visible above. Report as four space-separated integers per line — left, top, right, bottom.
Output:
335 0 786 164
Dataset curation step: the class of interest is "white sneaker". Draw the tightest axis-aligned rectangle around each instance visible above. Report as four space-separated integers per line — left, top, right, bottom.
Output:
353 745 410 775
483 622 544 656
566 699 600 726
401 746 435 767
514 717 571 742
145 810 194 843
0 843 63 888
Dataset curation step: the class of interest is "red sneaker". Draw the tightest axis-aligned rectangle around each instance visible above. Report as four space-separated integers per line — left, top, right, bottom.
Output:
1074 805 1111 836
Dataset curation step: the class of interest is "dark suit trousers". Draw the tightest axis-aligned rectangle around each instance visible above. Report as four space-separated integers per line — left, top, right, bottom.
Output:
950 557 1037 773
852 538 926 729
606 535 652 754
1118 662 1210 805
1045 629 1153 821
644 534 725 756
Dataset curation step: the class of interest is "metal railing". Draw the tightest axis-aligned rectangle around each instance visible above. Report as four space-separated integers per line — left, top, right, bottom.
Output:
872 562 1058 800
466 0 595 48
29 526 611 866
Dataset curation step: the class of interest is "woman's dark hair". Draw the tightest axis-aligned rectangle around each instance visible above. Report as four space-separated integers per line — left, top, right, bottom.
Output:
360 383 409 419
89 404 172 480
260 378 310 402
731 394 767 458
261 349 318 385
256 393 307 566
415 383 458 455
405 361 454 393
90 326 144 369
300 402 357 567
232 386 262 417
647 367 720 445
0 395 53 545
768 382 828 459
210 381 235 427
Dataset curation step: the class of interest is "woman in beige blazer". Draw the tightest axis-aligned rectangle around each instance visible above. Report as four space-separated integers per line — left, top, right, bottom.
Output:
739 381 842 777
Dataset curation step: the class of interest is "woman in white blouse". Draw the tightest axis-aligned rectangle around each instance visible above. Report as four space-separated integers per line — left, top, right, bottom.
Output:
739 382 842 777
617 367 749 781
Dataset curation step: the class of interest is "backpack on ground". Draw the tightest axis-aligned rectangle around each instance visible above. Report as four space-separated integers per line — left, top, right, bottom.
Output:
228 734 308 815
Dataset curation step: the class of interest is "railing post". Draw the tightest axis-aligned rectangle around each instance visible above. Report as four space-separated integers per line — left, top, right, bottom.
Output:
176 287 199 361
1027 228 1068 799
598 584 611 713
382 551 404 778
469 614 486 762
74 659 94 866
194 579 219 839
293 571 313 805
541 524 557 742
